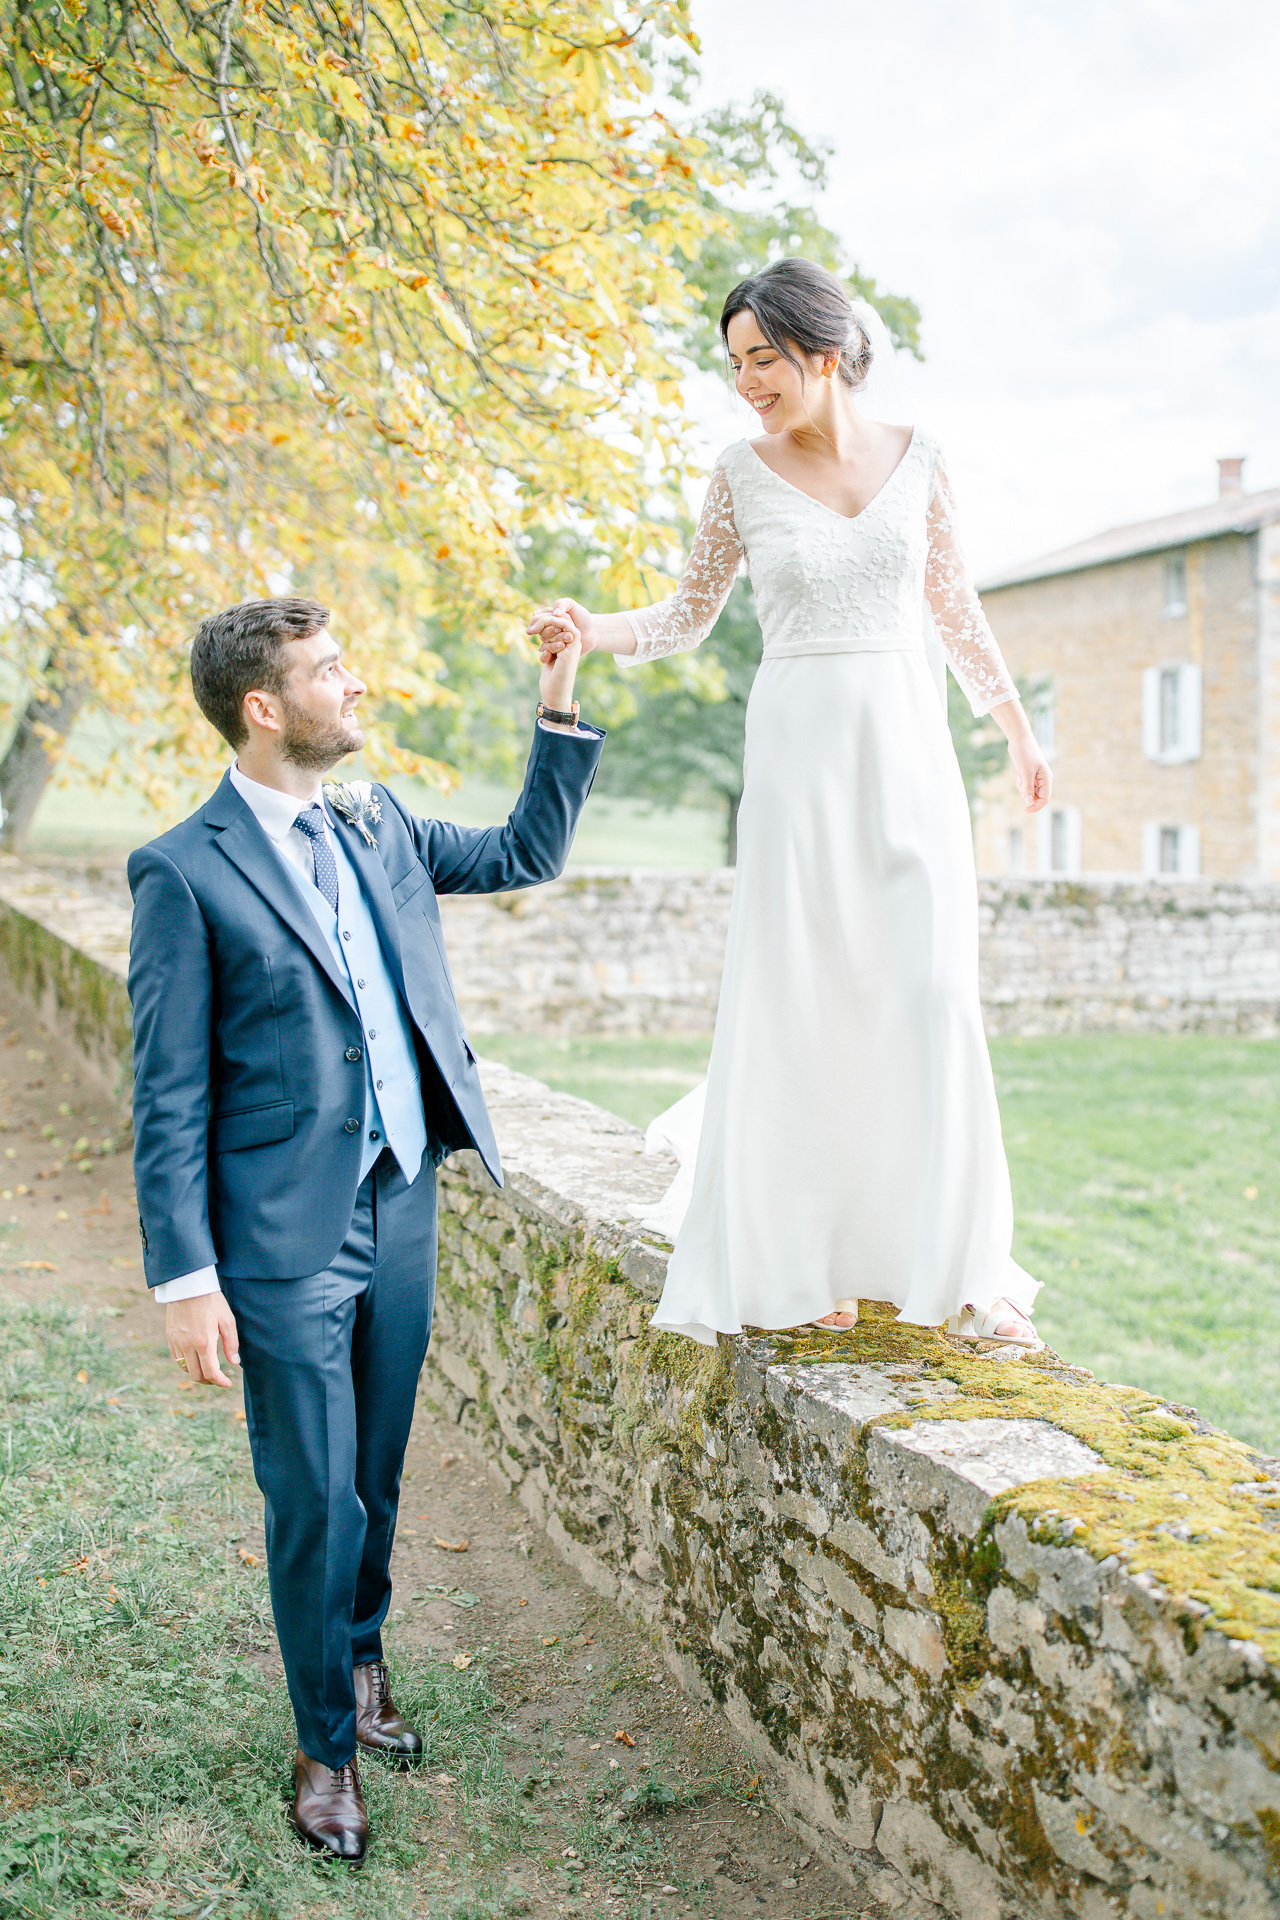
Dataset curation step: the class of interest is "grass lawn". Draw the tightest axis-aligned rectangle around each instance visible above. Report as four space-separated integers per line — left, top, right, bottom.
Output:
0 1296 743 1919
477 1031 1280 1456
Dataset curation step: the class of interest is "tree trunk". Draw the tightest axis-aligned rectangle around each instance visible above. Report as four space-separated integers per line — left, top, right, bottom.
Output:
725 788 742 866
0 659 86 851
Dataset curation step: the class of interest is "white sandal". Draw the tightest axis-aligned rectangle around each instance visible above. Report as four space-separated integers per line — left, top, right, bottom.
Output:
807 1298 859 1333
946 1299 1042 1350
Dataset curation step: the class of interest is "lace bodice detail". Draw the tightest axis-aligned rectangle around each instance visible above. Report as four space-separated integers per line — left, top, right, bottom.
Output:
622 432 1018 716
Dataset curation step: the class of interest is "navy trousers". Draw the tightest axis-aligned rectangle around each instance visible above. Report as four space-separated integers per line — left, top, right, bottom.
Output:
223 1148 436 1767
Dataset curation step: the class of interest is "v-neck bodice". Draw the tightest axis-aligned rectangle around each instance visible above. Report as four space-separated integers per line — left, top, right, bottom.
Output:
619 426 1019 716
721 432 933 661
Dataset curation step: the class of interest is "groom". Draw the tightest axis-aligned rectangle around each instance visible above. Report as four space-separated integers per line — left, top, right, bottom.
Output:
128 597 598 1863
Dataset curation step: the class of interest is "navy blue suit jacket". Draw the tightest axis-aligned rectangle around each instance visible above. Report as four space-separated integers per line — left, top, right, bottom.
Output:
127 722 603 1287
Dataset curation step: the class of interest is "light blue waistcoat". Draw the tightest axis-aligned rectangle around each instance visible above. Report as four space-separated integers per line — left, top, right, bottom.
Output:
281 817 428 1185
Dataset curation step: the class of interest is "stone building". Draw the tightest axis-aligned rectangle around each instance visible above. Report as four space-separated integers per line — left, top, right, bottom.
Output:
973 458 1280 879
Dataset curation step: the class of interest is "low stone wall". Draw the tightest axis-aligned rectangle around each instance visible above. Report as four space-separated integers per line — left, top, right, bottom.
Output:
435 869 1280 1037
428 1061 1280 1920
0 857 132 1102
9 852 1280 1040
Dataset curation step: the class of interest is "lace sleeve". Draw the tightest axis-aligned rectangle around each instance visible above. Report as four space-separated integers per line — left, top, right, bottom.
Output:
619 463 744 666
924 456 1018 715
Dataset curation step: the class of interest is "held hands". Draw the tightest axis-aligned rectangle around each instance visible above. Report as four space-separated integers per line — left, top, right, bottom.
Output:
528 597 597 664
166 1294 241 1388
537 617 583 726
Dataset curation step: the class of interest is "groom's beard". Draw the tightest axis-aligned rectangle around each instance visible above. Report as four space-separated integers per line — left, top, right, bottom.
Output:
278 693 366 772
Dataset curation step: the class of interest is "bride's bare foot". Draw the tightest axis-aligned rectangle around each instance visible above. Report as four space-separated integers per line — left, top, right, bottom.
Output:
947 1298 1041 1348
807 1298 859 1333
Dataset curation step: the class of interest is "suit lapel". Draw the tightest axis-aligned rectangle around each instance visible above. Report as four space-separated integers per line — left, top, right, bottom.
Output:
208 783 353 1005
330 810 408 1000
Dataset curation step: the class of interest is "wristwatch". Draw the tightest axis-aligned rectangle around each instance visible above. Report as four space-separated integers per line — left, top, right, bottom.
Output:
536 701 580 727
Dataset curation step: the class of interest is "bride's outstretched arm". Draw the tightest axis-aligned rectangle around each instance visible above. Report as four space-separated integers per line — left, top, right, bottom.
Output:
925 457 1051 814
528 464 744 665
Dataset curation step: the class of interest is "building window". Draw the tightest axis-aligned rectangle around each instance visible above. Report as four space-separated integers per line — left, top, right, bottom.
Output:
1037 806 1082 876
1142 823 1201 878
1006 826 1024 873
1164 551 1188 617
1142 663 1202 763
1026 678 1056 758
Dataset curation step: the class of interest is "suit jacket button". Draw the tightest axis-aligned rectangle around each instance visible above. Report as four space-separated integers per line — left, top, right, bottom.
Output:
344 1117 360 1134
345 1046 362 1062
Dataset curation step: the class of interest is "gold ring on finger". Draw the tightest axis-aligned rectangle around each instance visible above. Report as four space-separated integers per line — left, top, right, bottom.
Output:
176 1356 188 1372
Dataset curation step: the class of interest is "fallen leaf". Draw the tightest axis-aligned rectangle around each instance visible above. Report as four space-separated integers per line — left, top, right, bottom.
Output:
614 1729 635 1747
75 1369 89 1383
451 1652 472 1671
435 1771 455 1785
233 1409 247 1421
433 1536 469 1552
19 1260 56 1271
176 1380 197 1391
541 1635 559 1647
237 1547 260 1568
518 1597 528 1607
1244 1186 1259 1200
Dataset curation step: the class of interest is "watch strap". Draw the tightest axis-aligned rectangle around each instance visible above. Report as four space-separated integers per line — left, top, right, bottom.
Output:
537 700 580 727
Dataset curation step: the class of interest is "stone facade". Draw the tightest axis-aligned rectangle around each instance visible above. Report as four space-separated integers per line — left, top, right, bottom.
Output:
977 537 1260 880
426 1058 1280 1919
973 473 1280 882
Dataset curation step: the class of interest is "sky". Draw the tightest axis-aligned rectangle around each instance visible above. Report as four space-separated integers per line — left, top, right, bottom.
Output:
682 0 1280 577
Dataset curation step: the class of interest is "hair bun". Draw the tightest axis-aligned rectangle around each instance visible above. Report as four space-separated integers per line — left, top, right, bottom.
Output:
719 257 874 392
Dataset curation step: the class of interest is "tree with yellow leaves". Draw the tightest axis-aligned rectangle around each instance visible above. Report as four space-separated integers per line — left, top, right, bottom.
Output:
0 0 718 843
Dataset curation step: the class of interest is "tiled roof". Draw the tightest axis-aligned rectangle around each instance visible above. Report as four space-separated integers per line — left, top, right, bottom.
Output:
978 486 1280 593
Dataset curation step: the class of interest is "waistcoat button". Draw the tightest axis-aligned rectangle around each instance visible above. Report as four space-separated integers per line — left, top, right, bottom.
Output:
343 1117 360 1134
345 1046 362 1062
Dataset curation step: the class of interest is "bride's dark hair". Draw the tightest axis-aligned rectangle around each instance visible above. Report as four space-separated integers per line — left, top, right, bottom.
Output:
719 257 872 390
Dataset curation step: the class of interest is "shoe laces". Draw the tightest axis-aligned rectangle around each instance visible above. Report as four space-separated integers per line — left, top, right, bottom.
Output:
366 1662 390 1706
329 1763 355 1792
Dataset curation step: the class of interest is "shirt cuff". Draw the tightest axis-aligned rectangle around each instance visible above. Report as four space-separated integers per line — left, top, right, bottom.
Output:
536 719 588 736
153 1266 222 1304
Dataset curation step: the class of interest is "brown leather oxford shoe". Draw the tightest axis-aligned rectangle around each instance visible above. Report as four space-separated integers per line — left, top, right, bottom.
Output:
354 1658 424 1763
291 1749 367 1863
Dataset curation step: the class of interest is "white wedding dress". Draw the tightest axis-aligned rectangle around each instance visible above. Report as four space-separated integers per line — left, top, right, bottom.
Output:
622 430 1038 1347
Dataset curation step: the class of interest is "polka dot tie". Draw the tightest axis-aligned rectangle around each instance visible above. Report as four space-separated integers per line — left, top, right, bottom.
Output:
294 805 340 915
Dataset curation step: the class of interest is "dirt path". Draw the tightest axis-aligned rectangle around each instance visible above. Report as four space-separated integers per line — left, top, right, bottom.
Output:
0 972 883 1919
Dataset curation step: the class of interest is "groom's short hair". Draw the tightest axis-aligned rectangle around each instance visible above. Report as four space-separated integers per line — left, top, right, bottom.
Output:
191 597 330 747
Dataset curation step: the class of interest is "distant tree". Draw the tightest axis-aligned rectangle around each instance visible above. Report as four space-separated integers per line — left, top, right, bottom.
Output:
680 92 922 367
593 577 760 864
584 92 924 860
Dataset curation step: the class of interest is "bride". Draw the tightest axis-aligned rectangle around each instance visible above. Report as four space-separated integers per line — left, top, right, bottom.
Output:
529 257 1050 1349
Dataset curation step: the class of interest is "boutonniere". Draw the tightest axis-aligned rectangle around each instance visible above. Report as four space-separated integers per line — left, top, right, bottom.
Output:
324 779 382 849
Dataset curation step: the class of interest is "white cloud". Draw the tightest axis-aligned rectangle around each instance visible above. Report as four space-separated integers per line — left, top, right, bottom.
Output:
686 0 1280 572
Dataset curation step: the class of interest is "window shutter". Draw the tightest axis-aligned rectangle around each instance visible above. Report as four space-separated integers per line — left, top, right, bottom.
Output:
1142 667 1162 760
1177 664 1202 761
1141 822 1161 875
1063 808 1083 876
1036 810 1053 873
1177 825 1201 876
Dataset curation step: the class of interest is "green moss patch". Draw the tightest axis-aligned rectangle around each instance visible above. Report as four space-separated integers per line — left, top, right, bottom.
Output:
755 1303 1280 1664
